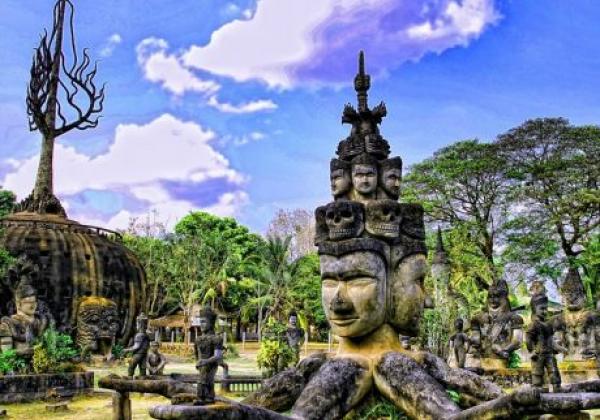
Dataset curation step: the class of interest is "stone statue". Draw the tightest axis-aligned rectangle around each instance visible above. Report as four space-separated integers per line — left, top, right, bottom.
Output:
76 296 120 360
350 153 378 203
0 281 49 361
124 312 150 377
449 318 469 368
469 279 524 368
286 312 305 365
330 159 352 199
554 267 594 360
526 291 565 392
147 341 167 376
378 156 402 200
194 306 223 405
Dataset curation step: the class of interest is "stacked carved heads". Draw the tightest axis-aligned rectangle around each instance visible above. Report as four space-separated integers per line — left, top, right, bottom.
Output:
315 52 429 340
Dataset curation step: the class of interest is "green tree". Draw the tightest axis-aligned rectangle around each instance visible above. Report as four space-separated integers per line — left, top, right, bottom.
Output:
497 118 600 282
0 188 16 217
403 140 510 273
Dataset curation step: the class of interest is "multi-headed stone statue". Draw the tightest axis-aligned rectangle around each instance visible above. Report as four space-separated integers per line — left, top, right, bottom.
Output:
527 291 566 392
286 312 305 365
449 318 469 369
554 267 594 360
147 341 167 376
469 279 524 368
124 312 151 377
146 51 600 420
194 306 223 405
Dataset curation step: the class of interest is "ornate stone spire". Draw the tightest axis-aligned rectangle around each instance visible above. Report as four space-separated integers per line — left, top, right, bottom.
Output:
336 52 390 161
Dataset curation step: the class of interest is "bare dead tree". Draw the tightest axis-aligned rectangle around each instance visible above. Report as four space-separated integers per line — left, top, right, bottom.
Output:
17 0 105 216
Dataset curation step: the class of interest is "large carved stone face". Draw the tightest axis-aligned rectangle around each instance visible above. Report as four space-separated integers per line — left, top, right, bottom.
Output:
325 201 364 240
76 297 119 355
380 167 402 199
17 296 37 318
330 169 352 198
352 164 378 196
387 254 428 336
366 200 401 238
320 251 386 338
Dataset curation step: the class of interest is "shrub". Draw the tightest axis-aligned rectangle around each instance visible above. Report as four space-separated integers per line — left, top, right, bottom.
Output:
0 349 27 375
111 344 125 360
508 351 521 369
224 342 239 360
257 319 294 377
32 326 79 373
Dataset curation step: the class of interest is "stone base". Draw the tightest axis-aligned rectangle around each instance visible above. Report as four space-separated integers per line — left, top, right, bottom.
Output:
149 401 288 420
0 372 94 403
45 401 70 412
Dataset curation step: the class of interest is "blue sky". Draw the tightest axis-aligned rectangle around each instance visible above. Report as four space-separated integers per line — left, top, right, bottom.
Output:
1 0 600 234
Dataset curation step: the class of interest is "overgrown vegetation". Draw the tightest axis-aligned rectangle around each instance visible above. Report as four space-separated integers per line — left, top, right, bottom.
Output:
0 349 27 375
32 326 80 373
257 319 295 377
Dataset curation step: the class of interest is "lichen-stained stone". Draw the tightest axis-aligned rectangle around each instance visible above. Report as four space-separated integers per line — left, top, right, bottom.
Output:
0 212 145 344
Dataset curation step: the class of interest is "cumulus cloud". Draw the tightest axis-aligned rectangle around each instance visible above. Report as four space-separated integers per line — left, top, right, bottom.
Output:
207 95 277 114
100 33 122 57
181 0 500 88
136 38 220 96
2 114 248 230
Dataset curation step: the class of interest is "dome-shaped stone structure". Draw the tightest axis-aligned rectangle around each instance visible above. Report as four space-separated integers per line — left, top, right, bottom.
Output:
0 211 145 344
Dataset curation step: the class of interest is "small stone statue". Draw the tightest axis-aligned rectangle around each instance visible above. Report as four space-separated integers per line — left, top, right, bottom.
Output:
147 341 167 376
526 292 566 392
449 318 469 368
378 156 402 200
286 312 305 365
469 279 524 367
0 281 49 361
554 267 594 360
124 312 150 377
194 306 223 405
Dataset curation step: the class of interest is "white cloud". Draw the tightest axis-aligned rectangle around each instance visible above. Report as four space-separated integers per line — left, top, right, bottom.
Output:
2 114 248 230
207 95 277 114
181 0 500 88
136 38 220 96
100 33 122 58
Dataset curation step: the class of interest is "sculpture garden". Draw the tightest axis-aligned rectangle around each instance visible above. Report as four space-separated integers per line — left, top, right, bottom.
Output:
1 1 599 419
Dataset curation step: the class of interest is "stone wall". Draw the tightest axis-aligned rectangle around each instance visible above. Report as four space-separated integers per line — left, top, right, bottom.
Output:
0 371 94 403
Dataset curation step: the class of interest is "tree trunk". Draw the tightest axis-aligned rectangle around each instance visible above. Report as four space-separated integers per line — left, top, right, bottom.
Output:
33 134 56 200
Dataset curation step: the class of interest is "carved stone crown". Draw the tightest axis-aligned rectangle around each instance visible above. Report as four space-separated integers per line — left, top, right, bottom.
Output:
489 279 509 297
560 267 584 296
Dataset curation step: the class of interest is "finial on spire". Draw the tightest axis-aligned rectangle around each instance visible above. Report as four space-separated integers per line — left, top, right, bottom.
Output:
354 50 370 113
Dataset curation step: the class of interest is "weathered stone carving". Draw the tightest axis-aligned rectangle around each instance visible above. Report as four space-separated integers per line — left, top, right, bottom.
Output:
449 318 469 369
365 199 401 239
0 259 50 362
314 205 329 246
124 313 150 377
286 312 305 365
330 159 352 199
76 296 119 359
324 201 364 241
527 291 565 391
469 279 524 368
194 306 223 405
147 342 167 376
350 153 379 203
554 267 594 360
378 156 402 200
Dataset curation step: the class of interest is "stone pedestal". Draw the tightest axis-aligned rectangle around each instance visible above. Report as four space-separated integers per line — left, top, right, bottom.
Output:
112 391 132 420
